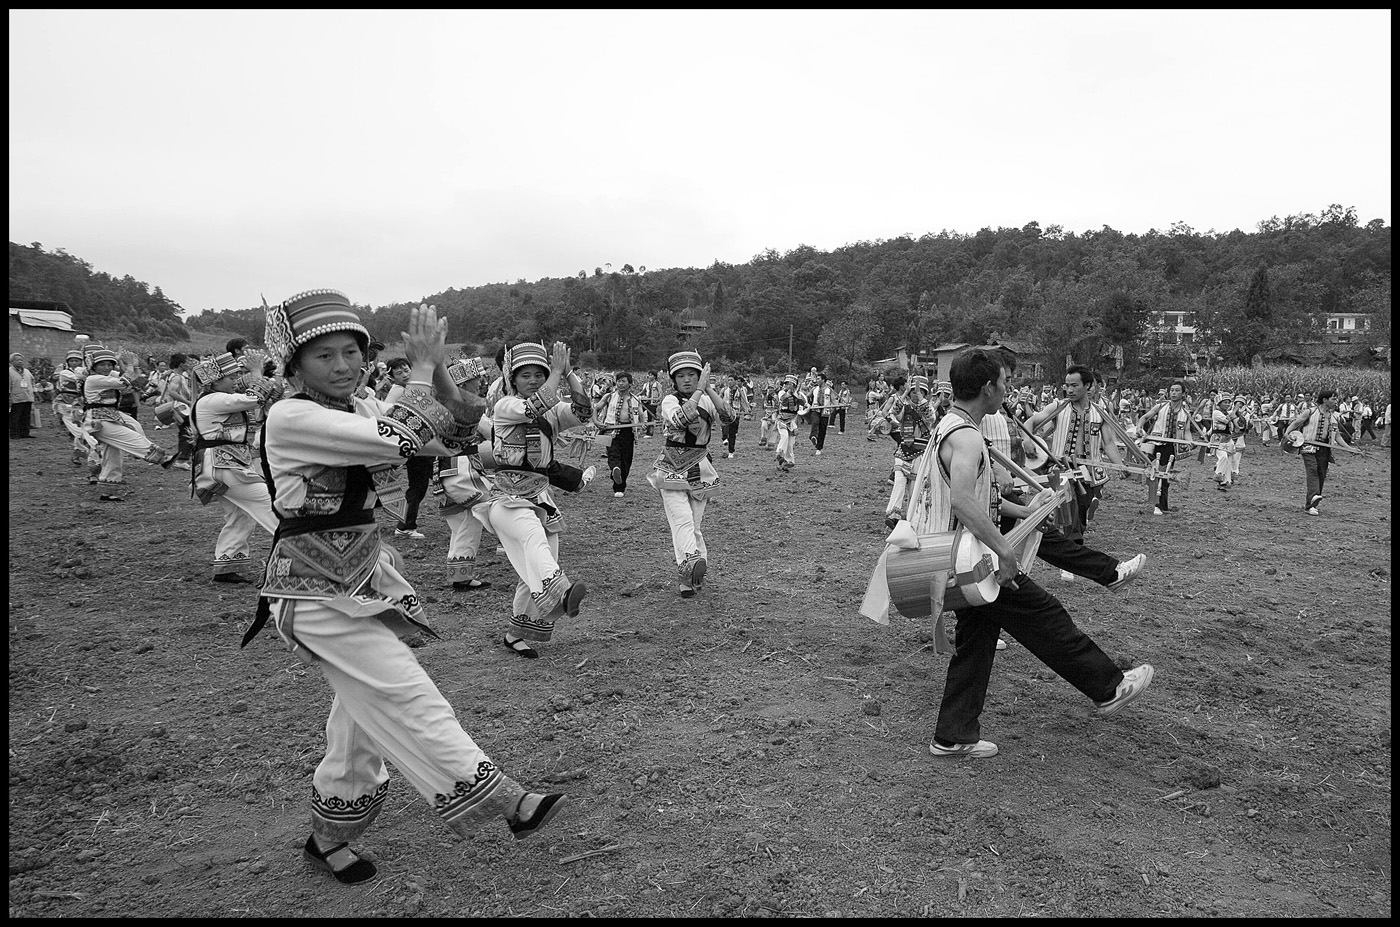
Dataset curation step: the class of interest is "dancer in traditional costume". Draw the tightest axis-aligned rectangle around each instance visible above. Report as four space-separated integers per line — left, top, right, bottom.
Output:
473 341 591 658
772 373 808 471
1024 365 1125 539
435 357 495 591
54 350 95 466
189 351 279 583
81 348 177 499
244 293 565 885
1137 381 1207 516
883 374 936 530
647 350 737 598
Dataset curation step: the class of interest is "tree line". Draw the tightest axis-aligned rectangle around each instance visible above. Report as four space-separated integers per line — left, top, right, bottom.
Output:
12 203 1388 381
8 242 190 341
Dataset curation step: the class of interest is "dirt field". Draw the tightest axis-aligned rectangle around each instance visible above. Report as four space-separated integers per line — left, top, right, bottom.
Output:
7 407 1392 918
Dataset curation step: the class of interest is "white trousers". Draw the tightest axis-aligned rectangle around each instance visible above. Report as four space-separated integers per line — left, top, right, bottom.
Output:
444 508 486 585
480 502 571 640
211 474 278 575
89 414 166 483
774 421 797 464
1214 438 1241 483
659 487 708 566
273 598 524 843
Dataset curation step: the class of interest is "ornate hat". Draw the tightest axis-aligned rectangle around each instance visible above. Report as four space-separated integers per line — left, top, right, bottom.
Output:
65 350 85 363
667 350 703 377
908 375 930 393
88 349 118 368
503 342 549 395
782 373 798 387
933 380 953 395
193 351 246 387
447 356 486 385
264 289 369 369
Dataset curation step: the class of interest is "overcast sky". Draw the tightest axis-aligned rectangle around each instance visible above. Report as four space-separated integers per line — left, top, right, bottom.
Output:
9 9 1391 317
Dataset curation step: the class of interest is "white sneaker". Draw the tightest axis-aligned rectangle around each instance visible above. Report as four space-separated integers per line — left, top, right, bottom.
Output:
1152 507 1163 516
394 528 426 539
1060 570 1075 583
1306 507 1320 516
996 638 1008 651
581 466 597 485
814 449 821 456
614 491 624 498
929 739 998 758
1107 554 1147 593
1096 664 1155 717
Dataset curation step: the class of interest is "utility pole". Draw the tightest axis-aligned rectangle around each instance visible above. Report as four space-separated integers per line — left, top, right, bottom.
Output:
788 325 793 373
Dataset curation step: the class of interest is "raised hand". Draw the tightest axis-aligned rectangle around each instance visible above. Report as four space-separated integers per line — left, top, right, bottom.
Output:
403 304 448 368
696 362 711 393
550 341 571 375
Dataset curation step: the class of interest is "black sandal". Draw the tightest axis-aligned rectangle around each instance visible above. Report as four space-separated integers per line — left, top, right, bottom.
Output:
453 579 492 591
508 793 566 840
502 634 538 659
98 494 125 502
302 835 377 885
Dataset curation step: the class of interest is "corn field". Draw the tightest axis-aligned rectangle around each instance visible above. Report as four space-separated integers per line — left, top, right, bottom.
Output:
1197 364 1391 403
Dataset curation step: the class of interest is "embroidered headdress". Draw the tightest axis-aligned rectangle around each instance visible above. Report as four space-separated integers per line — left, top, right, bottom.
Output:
782 373 799 387
447 356 486 385
264 289 369 370
909 375 930 393
503 342 549 395
933 379 952 395
88 349 118 368
192 351 246 388
667 351 703 377
65 350 85 363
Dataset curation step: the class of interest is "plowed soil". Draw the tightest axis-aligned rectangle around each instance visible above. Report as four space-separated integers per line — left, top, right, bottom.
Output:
8 410 1391 917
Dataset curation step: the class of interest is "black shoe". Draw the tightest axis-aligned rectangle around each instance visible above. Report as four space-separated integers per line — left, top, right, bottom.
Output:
502 634 538 659
884 514 900 531
508 793 566 840
213 573 254 584
452 579 492 591
303 835 377 885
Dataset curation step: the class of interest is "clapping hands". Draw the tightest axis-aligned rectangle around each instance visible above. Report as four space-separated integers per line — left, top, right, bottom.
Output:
403 304 448 368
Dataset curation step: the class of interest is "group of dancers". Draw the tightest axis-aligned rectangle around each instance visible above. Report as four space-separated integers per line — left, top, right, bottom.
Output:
34 298 1377 886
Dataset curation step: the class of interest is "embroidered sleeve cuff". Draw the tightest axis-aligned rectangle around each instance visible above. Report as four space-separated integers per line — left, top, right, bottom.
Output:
385 385 457 457
671 399 701 426
524 390 562 420
571 398 593 422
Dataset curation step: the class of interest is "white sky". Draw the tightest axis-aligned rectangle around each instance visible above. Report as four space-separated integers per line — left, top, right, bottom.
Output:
9 9 1391 316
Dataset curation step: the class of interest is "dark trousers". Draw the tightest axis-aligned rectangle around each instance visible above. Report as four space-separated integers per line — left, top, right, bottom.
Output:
721 417 739 454
934 576 1123 745
834 408 846 433
642 403 657 436
1152 444 1174 508
9 401 33 436
1360 418 1377 441
810 414 830 450
398 456 434 529
1002 517 1117 585
607 428 636 491
1302 450 1330 509
176 421 196 461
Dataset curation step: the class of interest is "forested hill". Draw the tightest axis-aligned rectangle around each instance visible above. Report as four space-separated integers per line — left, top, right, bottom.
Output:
9 242 189 340
15 204 1390 377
